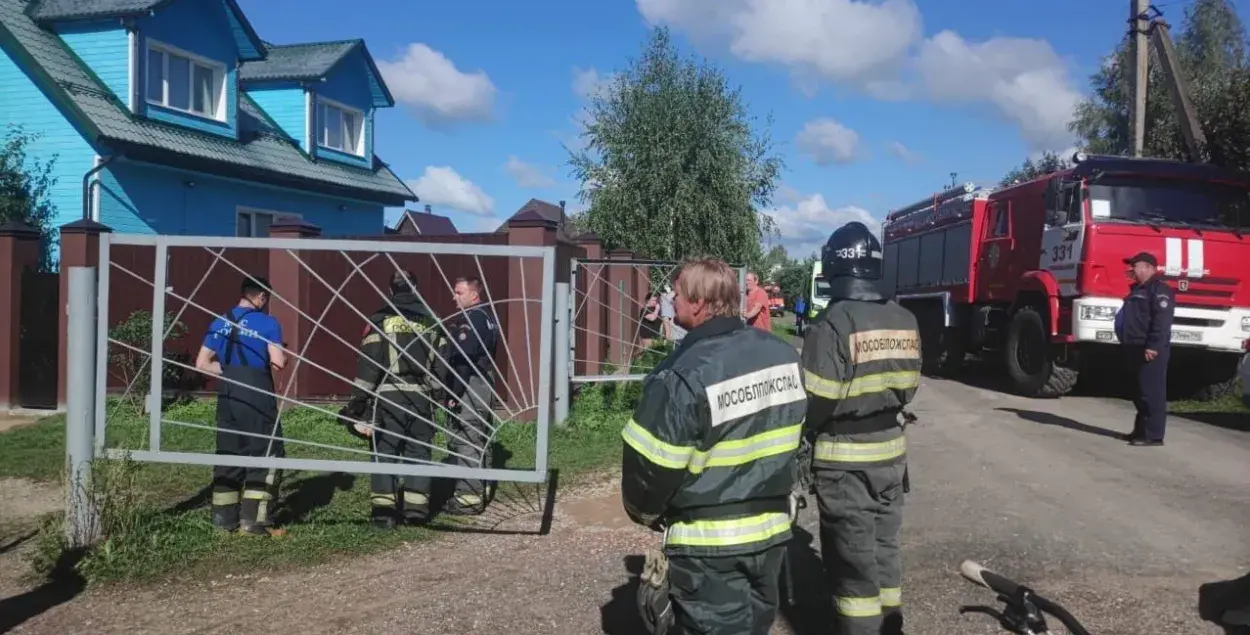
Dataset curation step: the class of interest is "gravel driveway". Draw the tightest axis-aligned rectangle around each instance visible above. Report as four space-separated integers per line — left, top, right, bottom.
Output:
5 372 1249 635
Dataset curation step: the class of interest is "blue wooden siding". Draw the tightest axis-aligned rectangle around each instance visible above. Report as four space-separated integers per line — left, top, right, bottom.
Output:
313 50 373 169
136 0 240 138
246 81 307 150
0 42 99 265
97 161 383 237
53 21 130 108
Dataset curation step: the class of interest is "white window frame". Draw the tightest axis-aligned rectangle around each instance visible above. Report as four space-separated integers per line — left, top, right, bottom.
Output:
316 96 366 157
236 207 302 238
144 38 228 122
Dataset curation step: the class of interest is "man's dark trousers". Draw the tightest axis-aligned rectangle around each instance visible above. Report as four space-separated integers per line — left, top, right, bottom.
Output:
666 544 786 635
371 389 435 519
1125 346 1169 442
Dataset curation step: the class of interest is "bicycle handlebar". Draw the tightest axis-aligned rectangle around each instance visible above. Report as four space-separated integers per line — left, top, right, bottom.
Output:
958 560 1093 635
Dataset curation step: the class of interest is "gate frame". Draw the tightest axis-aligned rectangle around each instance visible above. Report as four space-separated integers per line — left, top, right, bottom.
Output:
565 258 747 392
71 234 557 505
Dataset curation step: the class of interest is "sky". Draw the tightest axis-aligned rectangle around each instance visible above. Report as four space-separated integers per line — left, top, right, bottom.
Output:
237 0 1244 259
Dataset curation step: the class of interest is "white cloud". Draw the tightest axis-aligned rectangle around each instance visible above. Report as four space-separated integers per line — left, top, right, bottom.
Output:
504 156 556 188
796 118 861 165
888 140 921 164
572 66 614 100
765 191 879 258
915 31 1081 150
635 0 1083 150
407 166 495 216
376 43 497 125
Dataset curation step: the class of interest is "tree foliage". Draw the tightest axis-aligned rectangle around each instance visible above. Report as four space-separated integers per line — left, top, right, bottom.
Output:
567 28 783 270
1070 0 1250 169
0 125 59 271
1000 151 1072 187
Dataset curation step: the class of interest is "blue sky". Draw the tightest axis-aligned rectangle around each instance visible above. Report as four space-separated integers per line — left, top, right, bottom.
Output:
238 0 1239 258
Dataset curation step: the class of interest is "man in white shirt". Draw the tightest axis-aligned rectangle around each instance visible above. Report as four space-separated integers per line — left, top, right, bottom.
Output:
659 285 686 343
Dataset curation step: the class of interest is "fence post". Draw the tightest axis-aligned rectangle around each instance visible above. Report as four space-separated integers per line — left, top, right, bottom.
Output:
739 267 747 315
268 219 321 404
58 220 111 410
65 266 100 548
554 281 571 426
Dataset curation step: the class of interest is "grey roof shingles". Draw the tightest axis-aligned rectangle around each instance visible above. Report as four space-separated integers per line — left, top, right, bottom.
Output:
1 0 415 205
239 40 357 82
25 0 163 21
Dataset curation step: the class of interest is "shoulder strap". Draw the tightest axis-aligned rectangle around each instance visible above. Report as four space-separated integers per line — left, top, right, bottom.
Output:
221 306 259 367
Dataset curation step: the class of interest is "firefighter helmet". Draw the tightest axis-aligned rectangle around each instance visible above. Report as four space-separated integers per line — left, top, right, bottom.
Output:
821 222 882 281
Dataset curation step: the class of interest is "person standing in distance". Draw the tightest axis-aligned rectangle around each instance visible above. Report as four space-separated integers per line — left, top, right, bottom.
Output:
742 272 771 333
621 257 807 635
438 275 500 515
341 269 444 528
196 275 287 537
801 222 922 635
1118 251 1174 447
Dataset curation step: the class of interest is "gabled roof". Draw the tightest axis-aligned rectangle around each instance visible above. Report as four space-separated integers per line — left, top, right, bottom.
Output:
240 39 394 108
496 198 573 240
0 0 415 205
394 209 457 236
25 0 265 61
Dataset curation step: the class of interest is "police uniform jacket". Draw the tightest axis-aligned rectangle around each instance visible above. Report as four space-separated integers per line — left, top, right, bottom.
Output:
620 316 808 558
1119 275 1175 351
437 303 499 398
801 278 921 472
351 292 443 398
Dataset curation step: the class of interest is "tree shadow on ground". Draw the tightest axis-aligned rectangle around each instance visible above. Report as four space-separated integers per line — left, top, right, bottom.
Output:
424 443 560 537
600 554 648 635
0 530 37 556
994 407 1126 441
0 548 86 634
778 524 835 635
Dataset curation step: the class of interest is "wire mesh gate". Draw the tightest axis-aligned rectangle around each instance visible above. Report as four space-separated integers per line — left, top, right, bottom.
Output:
63 233 557 546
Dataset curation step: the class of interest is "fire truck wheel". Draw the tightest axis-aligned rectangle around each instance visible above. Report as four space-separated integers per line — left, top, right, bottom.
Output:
1005 307 1078 398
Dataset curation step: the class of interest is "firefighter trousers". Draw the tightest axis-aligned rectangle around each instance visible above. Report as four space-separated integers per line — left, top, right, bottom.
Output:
665 545 785 635
211 364 283 530
814 463 906 635
371 389 435 517
448 373 494 507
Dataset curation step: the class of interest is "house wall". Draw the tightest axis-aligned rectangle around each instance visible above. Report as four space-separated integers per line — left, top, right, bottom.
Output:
312 51 373 170
245 80 308 150
97 160 384 236
0 40 99 264
135 0 240 139
53 20 130 106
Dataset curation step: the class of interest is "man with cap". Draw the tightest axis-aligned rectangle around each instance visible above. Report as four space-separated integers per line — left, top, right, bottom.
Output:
1117 251 1175 446
196 275 287 536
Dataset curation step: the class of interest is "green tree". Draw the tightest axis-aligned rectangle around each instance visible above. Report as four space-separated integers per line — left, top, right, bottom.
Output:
758 244 790 280
773 255 817 303
568 28 783 270
1000 151 1072 187
1070 0 1250 167
0 125 59 271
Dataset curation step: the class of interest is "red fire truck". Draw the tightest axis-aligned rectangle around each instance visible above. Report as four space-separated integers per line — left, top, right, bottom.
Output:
879 153 1250 400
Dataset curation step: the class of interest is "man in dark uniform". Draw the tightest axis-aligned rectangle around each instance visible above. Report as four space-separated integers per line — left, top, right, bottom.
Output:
196 276 287 536
621 257 807 635
801 222 922 635
1118 251 1174 447
340 269 445 528
437 275 500 515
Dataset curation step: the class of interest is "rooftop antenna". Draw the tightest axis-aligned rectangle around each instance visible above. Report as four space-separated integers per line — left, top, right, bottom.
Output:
949 172 958 188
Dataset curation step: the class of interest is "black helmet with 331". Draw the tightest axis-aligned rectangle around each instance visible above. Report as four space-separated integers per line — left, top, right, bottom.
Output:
821 221 883 281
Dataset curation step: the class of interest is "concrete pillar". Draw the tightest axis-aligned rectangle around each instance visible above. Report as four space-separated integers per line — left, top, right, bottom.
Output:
58 220 111 409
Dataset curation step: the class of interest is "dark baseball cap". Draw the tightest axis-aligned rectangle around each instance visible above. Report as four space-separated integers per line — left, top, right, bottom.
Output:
1123 252 1158 266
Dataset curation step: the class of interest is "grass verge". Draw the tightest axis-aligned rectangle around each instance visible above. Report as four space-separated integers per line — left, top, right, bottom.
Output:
0 371 653 587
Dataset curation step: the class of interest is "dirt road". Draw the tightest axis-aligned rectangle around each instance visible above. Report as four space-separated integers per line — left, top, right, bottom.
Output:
5 374 1249 635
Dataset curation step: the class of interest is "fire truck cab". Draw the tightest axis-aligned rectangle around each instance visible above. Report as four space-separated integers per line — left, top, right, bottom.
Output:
881 153 1250 401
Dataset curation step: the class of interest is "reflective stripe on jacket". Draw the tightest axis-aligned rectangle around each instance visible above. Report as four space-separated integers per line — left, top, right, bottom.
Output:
620 316 808 558
801 278 921 471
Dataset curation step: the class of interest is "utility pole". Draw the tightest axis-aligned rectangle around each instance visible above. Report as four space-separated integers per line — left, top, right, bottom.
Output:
1131 0 1149 157
949 172 957 188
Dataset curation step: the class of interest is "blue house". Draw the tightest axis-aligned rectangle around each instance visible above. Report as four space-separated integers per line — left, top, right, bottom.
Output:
0 0 416 254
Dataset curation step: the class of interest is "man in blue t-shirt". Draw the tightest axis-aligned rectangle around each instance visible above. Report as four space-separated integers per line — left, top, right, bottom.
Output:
195 275 287 536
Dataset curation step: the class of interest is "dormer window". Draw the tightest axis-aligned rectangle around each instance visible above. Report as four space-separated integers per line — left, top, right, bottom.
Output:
317 97 365 157
145 39 227 121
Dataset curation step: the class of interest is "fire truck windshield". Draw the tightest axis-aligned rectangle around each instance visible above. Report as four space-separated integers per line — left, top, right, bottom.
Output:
1087 176 1250 229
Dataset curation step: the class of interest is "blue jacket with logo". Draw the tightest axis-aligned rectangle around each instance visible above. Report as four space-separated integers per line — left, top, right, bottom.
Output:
1119 275 1175 350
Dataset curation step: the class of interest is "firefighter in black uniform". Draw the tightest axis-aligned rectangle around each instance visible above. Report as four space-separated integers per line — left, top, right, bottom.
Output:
801 222 922 635
196 276 287 536
340 269 446 528
1118 251 1174 446
621 257 808 635
437 275 500 515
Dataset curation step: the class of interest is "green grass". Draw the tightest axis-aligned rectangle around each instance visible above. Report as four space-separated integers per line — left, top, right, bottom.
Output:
1168 390 1249 414
0 373 646 587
